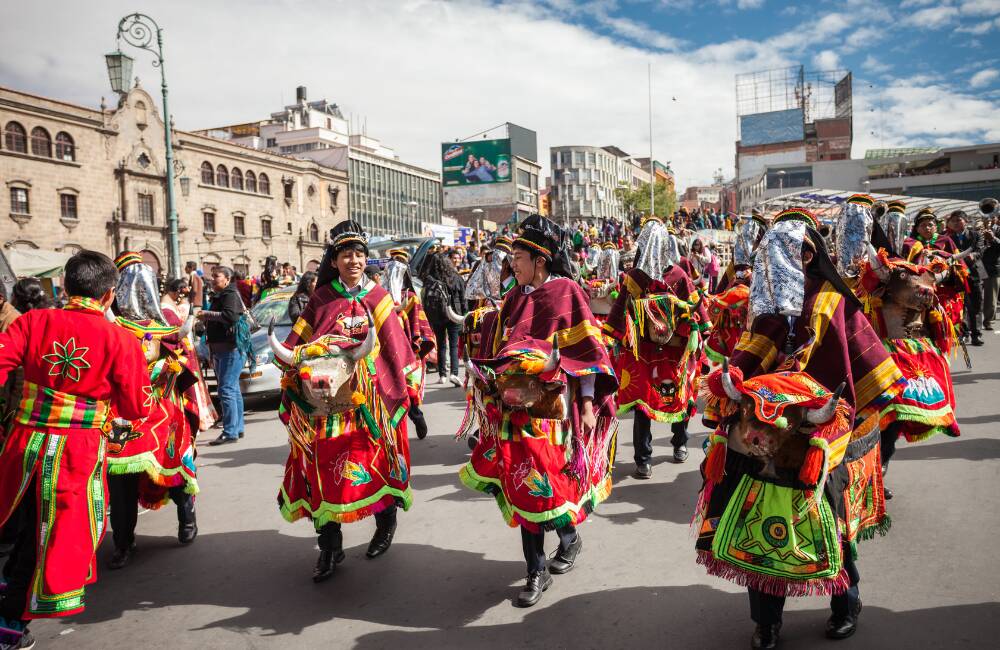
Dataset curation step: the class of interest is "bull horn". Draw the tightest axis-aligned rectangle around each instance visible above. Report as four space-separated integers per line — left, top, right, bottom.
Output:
268 317 295 366
806 382 845 424
721 358 741 402
348 311 376 361
176 314 195 339
542 337 561 373
445 304 465 324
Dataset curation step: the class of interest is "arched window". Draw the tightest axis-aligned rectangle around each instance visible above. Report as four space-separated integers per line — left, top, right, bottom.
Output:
245 170 257 193
309 223 319 242
215 164 229 187
200 161 214 185
258 173 270 195
30 127 51 157
55 132 75 161
231 167 244 191
4 122 26 153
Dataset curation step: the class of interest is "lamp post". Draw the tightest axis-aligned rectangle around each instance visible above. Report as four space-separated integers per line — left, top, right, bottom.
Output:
106 13 181 279
777 169 786 195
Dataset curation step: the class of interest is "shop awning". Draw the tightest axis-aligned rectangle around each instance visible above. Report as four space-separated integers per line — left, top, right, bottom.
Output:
6 248 71 278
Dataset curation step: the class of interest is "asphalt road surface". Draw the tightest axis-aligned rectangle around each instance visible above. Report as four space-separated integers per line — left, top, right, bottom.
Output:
30 354 1000 648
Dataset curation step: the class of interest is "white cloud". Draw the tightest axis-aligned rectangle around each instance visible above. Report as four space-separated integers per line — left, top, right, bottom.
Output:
960 0 1000 16
970 68 1000 87
736 0 765 9
813 50 841 71
957 21 995 33
905 6 960 28
900 0 939 7
862 55 892 75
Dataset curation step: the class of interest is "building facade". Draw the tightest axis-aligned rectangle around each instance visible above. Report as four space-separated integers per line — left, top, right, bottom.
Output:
549 145 667 224
199 86 441 237
0 84 346 277
738 143 1000 209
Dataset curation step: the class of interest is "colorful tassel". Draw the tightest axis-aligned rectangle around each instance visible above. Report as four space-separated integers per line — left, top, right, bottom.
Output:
510 409 530 429
799 442 826 486
704 432 728 484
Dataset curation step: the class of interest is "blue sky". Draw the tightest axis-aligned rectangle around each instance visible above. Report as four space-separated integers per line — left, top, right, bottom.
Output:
2 0 998 189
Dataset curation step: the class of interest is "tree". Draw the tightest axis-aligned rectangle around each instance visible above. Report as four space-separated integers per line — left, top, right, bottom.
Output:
614 180 677 223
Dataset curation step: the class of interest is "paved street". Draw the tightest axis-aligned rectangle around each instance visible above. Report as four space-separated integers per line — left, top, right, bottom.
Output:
31 353 1000 649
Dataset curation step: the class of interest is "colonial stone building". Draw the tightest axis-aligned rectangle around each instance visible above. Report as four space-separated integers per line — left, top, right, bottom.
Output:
0 84 347 278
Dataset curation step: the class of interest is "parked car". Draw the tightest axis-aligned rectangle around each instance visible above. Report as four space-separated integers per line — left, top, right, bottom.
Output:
368 236 441 283
239 287 295 398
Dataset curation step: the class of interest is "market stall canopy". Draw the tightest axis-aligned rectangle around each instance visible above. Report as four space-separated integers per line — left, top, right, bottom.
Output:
762 189 983 221
6 248 71 278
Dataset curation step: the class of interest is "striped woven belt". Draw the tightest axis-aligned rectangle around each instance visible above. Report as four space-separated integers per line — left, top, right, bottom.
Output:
15 381 111 429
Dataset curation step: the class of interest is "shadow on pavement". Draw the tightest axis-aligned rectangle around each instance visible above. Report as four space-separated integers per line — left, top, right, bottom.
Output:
950 371 1000 386
353 585 1000 649
893 436 1000 462
198 442 290 469
74 537 522 636
598 468 702 526
419 386 468 406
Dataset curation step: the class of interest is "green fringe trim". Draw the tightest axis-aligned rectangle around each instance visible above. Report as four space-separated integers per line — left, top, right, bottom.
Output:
278 485 413 529
855 514 892 542
616 399 689 423
106 452 199 495
704 345 726 365
458 462 613 528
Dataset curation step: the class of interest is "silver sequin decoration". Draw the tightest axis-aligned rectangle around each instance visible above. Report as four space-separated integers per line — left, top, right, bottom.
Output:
750 219 807 320
734 217 764 267
115 262 168 325
635 220 680 279
835 202 873 278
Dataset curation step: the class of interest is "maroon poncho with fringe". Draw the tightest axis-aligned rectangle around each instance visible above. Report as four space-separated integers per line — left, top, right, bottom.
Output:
459 277 618 533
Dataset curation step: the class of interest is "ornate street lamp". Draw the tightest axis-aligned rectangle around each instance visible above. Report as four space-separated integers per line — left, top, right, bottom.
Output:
107 13 182 279
104 50 134 94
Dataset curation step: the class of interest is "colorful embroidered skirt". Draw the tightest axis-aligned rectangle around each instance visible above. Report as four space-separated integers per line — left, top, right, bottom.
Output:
279 407 412 529
106 392 198 509
841 425 890 544
0 427 107 618
880 337 959 442
614 338 698 421
459 413 616 533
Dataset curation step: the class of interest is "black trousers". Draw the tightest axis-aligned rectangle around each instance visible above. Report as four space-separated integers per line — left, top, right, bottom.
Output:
748 542 861 626
0 477 36 623
521 525 577 574
108 474 194 551
880 422 900 470
317 505 397 547
633 411 689 465
432 321 461 377
966 280 983 337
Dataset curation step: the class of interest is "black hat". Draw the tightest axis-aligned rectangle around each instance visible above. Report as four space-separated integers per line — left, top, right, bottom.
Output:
513 214 564 260
329 220 368 255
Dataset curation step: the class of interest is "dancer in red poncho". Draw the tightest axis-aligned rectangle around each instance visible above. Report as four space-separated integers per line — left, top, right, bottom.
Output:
460 214 618 608
0 252 150 648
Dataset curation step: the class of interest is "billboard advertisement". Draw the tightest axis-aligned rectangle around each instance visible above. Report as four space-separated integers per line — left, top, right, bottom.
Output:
739 108 805 147
441 139 512 186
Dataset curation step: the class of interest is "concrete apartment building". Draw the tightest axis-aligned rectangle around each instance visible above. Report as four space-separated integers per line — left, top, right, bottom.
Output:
200 86 441 237
0 84 345 277
548 145 663 224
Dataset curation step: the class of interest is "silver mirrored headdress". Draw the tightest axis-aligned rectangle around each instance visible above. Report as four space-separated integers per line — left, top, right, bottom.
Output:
381 259 409 304
835 201 874 278
734 217 765 267
595 247 620 281
750 219 807 321
634 219 679 280
879 209 908 257
115 261 168 325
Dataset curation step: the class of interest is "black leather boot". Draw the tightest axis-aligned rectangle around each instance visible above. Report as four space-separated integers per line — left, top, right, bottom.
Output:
176 495 198 545
515 569 552 608
548 533 583 575
825 599 862 639
366 516 396 559
108 543 136 570
313 524 345 583
751 623 781 649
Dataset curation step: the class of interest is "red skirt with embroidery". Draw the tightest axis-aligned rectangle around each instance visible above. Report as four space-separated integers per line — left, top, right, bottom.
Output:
880 337 959 442
614 340 698 422
459 414 614 533
278 407 412 528
107 390 197 509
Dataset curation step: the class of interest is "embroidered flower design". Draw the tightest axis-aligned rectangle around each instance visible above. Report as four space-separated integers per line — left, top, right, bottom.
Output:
333 452 372 487
42 338 91 381
141 385 156 408
514 460 554 499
